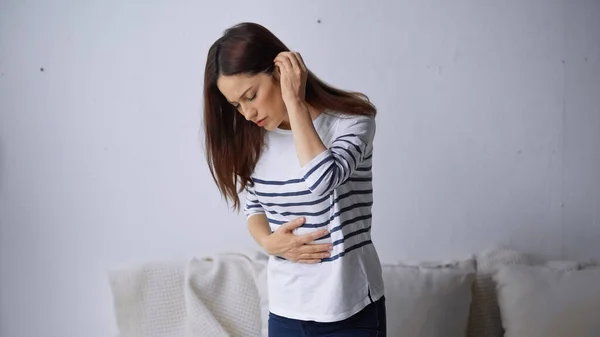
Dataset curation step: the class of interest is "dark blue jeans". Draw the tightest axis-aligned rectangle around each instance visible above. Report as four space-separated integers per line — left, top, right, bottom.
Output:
268 296 386 337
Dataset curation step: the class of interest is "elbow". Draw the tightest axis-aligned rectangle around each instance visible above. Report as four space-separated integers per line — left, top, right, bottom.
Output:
305 166 339 196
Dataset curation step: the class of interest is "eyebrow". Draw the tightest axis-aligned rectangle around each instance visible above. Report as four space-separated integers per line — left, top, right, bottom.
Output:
229 87 252 104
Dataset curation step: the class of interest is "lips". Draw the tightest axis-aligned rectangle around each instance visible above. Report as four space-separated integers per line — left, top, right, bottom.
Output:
256 117 266 127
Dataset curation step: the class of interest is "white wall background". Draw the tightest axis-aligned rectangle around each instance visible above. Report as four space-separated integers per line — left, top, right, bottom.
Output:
1 0 599 336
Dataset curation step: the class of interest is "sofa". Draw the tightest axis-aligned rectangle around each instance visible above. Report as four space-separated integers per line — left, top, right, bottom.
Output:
109 248 600 337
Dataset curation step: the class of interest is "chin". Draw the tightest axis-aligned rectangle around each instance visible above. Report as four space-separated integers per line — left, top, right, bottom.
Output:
263 118 280 131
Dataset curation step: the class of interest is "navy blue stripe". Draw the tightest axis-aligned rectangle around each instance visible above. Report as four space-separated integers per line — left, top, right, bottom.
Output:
309 165 335 191
255 190 312 197
303 155 334 179
365 153 373 160
322 239 373 262
348 177 372 182
330 153 352 188
304 201 372 228
260 194 330 207
338 188 373 200
309 213 373 241
269 218 298 225
331 152 353 172
252 177 304 185
337 138 362 153
268 202 373 227
331 146 357 166
339 176 373 186
357 166 372 171
265 189 373 218
332 226 371 246
329 214 373 235
335 133 359 141
268 204 330 217
254 148 367 190
246 204 262 209
323 173 337 193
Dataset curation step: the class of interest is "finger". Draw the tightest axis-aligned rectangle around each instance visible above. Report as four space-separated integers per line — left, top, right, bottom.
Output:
299 252 331 260
292 52 307 72
274 52 291 65
274 52 286 62
278 217 305 232
274 62 289 78
302 243 334 253
299 229 329 244
275 53 294 72
285 52 301 73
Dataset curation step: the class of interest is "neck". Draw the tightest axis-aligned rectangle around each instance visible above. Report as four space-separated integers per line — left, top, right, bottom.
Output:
279 102 322 130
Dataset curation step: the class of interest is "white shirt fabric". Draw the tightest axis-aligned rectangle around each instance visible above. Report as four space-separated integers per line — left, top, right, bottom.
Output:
243 111 385 322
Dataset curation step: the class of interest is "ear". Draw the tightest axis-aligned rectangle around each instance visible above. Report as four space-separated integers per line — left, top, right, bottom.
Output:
271 63 281 81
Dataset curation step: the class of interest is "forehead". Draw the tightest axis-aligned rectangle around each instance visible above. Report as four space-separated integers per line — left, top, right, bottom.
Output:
217 74 261 102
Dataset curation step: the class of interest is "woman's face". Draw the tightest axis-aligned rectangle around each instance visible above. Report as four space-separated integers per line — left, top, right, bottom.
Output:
217 72 290 130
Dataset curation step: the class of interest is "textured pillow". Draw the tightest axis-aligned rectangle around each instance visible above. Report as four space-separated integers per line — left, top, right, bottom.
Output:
468 248 535 337
494 264 600 337
382 257 476 337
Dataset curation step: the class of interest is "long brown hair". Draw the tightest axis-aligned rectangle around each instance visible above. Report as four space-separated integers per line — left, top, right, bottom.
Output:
203 22 377 210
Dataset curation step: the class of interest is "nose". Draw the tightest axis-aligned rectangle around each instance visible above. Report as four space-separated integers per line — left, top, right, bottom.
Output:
240 105 258 122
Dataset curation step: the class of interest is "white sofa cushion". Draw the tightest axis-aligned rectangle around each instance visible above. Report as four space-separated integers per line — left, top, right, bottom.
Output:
382 257 476 337
494 264 600 337
469 248 535 337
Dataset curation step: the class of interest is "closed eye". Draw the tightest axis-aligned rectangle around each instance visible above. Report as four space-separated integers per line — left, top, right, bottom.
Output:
229 91 256 109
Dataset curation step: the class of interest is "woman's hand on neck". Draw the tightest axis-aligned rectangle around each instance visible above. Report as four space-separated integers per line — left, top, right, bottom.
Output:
279 101 322 130
284 100 327 166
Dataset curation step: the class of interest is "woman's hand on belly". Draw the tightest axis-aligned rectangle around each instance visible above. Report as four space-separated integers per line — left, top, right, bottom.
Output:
261 217 332 263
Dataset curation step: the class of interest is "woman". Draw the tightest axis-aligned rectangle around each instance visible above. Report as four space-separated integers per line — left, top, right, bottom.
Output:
203 22 386 337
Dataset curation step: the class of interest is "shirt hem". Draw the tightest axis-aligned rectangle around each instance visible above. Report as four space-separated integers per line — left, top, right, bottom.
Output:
268 286 385 323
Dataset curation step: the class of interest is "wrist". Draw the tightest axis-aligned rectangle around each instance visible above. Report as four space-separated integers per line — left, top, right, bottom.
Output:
284 97 307 113
258 233 272 251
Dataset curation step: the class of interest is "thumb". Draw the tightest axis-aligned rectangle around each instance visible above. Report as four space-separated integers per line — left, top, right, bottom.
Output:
278 217 305 232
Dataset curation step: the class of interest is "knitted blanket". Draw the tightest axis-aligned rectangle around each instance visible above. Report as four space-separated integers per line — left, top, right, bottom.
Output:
109 252 267 337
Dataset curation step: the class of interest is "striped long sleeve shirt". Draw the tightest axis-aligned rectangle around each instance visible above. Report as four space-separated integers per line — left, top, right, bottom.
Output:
243 112 384 322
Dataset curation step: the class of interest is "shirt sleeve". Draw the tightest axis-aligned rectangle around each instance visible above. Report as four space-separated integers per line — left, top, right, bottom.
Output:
243 182 265 219
299 115 375 196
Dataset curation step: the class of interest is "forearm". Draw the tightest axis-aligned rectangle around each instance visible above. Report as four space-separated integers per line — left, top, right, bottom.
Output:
247 213 272 247
287 100 327 166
